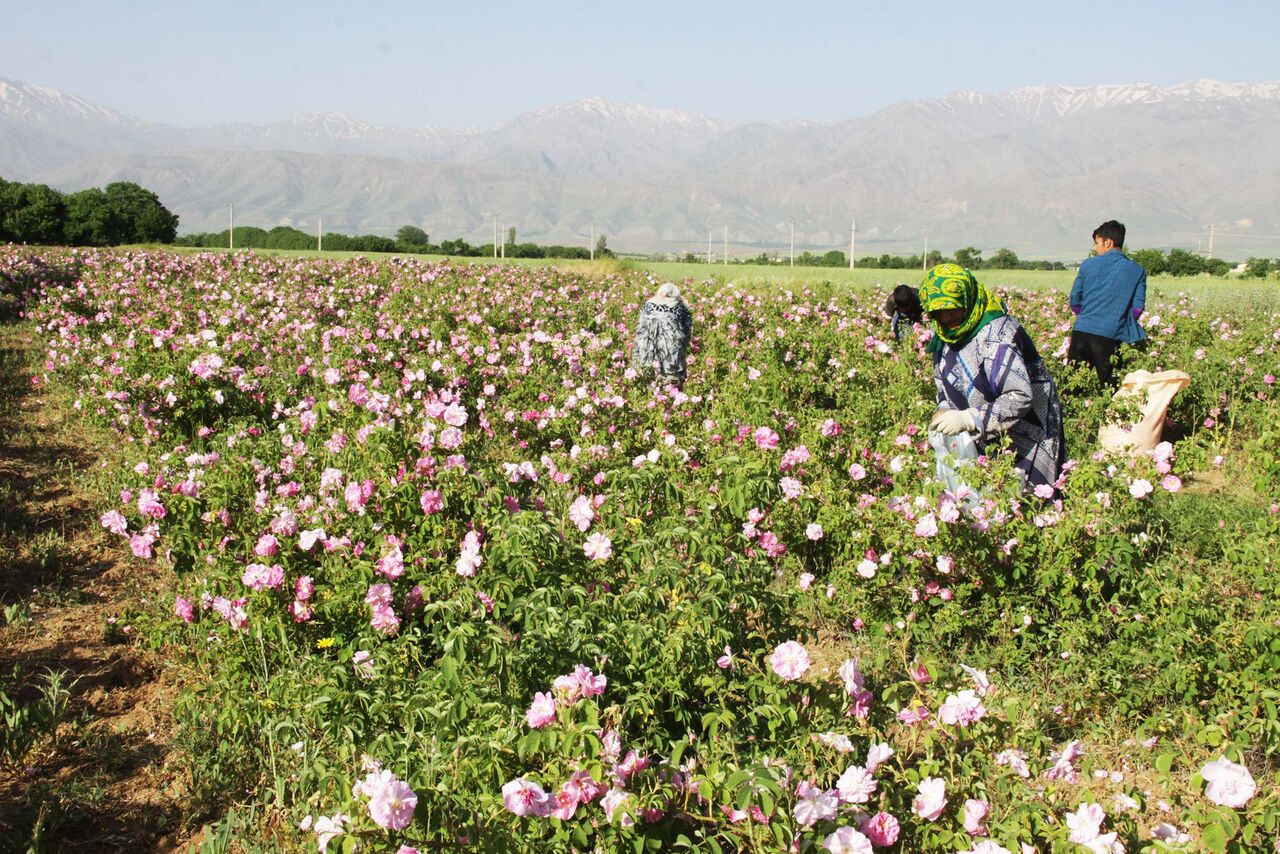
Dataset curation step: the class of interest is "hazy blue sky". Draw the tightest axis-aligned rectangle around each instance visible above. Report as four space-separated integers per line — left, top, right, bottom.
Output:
5 0 1276 127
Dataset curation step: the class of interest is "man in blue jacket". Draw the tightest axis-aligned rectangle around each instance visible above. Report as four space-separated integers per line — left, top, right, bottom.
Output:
1067 220 1147 387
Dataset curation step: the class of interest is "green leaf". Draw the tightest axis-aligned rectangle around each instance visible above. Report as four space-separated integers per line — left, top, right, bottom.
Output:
1155 752 1175 774
1201 820 1228 852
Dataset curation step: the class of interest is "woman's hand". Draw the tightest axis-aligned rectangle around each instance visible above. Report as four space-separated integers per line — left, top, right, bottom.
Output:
931 409 977 435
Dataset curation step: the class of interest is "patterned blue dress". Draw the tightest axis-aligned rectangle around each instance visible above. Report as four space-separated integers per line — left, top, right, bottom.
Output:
932 315 1065 490
633 300 693 384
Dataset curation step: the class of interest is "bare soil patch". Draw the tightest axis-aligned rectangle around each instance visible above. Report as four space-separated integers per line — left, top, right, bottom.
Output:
0 315 195 852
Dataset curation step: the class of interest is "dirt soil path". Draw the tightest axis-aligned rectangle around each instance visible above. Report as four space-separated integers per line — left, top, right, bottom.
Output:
0 307 193 851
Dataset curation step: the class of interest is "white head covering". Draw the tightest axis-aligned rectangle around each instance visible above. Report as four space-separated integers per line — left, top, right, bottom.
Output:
649 282 686 307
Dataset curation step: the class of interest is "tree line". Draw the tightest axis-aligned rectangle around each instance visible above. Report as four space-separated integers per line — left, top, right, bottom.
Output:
4 182 1270 278
0 179 179 245
691 246 1068 271
176 224 612 260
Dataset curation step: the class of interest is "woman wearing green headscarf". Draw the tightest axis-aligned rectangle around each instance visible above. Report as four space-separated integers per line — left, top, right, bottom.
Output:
922 264 1065 493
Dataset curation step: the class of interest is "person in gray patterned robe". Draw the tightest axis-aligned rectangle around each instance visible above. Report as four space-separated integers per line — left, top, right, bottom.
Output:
930 315 1066 492
921 264 1065 493
633 283 693 388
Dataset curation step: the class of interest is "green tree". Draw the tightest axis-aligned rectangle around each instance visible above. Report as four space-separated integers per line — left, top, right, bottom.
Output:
439 238 474 256
507 227 517 247
545 245 590 260
821 250 847 267
103 181 178 243
321 232 353 251
925 249 944 268
1204 258 1231 277
1244 257 1273 278
1129 248 1166 275
510 243 545 259
63 188 122 245
954 246 983 269
264 226 314 250
350 235 397 253
230 226 269 248
0 177 9 242
1164 249 1207 276
395 225 431 251
1 182 67 244
987 247 1020 269
594 235 612 258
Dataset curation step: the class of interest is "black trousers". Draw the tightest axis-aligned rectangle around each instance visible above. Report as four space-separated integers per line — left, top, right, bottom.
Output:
1067 330 1123 388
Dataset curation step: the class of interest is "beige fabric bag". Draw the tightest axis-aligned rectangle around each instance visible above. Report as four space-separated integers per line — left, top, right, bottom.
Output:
1098 370 1191 454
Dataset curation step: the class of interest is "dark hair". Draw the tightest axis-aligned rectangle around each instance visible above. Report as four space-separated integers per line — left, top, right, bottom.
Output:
1092 220 1126 249
891 284 923 323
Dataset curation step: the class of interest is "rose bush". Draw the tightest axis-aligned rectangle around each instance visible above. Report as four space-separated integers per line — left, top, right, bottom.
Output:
4 246 1279 851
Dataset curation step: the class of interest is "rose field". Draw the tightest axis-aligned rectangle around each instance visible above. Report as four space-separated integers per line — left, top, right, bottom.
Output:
3 246 1280 853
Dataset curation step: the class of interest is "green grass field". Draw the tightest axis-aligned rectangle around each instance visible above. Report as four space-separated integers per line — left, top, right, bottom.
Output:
159 244 1277 308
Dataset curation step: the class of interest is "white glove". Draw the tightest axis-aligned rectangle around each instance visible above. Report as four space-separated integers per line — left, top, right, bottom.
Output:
932 409 977 435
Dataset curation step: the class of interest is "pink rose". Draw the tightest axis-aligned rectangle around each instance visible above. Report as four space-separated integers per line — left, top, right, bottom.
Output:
963 798 990 836
911 776 947 821
793 781 839 828
361 770 417 830
583 532 612 561
1059 804 1111 845
939 689 987 726
568 495 594 531
835 765 876 803
1201 756 1256 808
1128 479 1154 499
525 691 556 728
100 509 128 535
770 640 810 681
864 742 893 773
857 812 900 846
822 826 873 854
753 426 780 449
502 778 552 817
419 489 443 514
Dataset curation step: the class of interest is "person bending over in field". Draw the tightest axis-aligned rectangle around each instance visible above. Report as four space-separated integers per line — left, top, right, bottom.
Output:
923 264 1066 493
632 282 693 389
1067 219 1147 388
883 283 924 341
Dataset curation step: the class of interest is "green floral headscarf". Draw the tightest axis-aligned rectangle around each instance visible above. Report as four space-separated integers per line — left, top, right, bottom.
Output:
921 264 1005 353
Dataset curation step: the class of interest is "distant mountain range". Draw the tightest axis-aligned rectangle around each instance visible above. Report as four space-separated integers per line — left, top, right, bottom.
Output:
3 77 1279 258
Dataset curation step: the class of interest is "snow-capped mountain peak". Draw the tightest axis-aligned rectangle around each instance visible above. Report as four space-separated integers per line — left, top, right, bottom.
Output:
518 96 735 132
935 79 1280 120
0 77 144 127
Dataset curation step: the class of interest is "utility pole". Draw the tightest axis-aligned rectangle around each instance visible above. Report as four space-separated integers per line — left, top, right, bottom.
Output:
492 214 498 259
317 217 322 252
590 223 595 260
723 225 728 266
849 219 857 269
228 204 234 250
707 231 712 265
1207 224 1215 260
789 221 795 267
